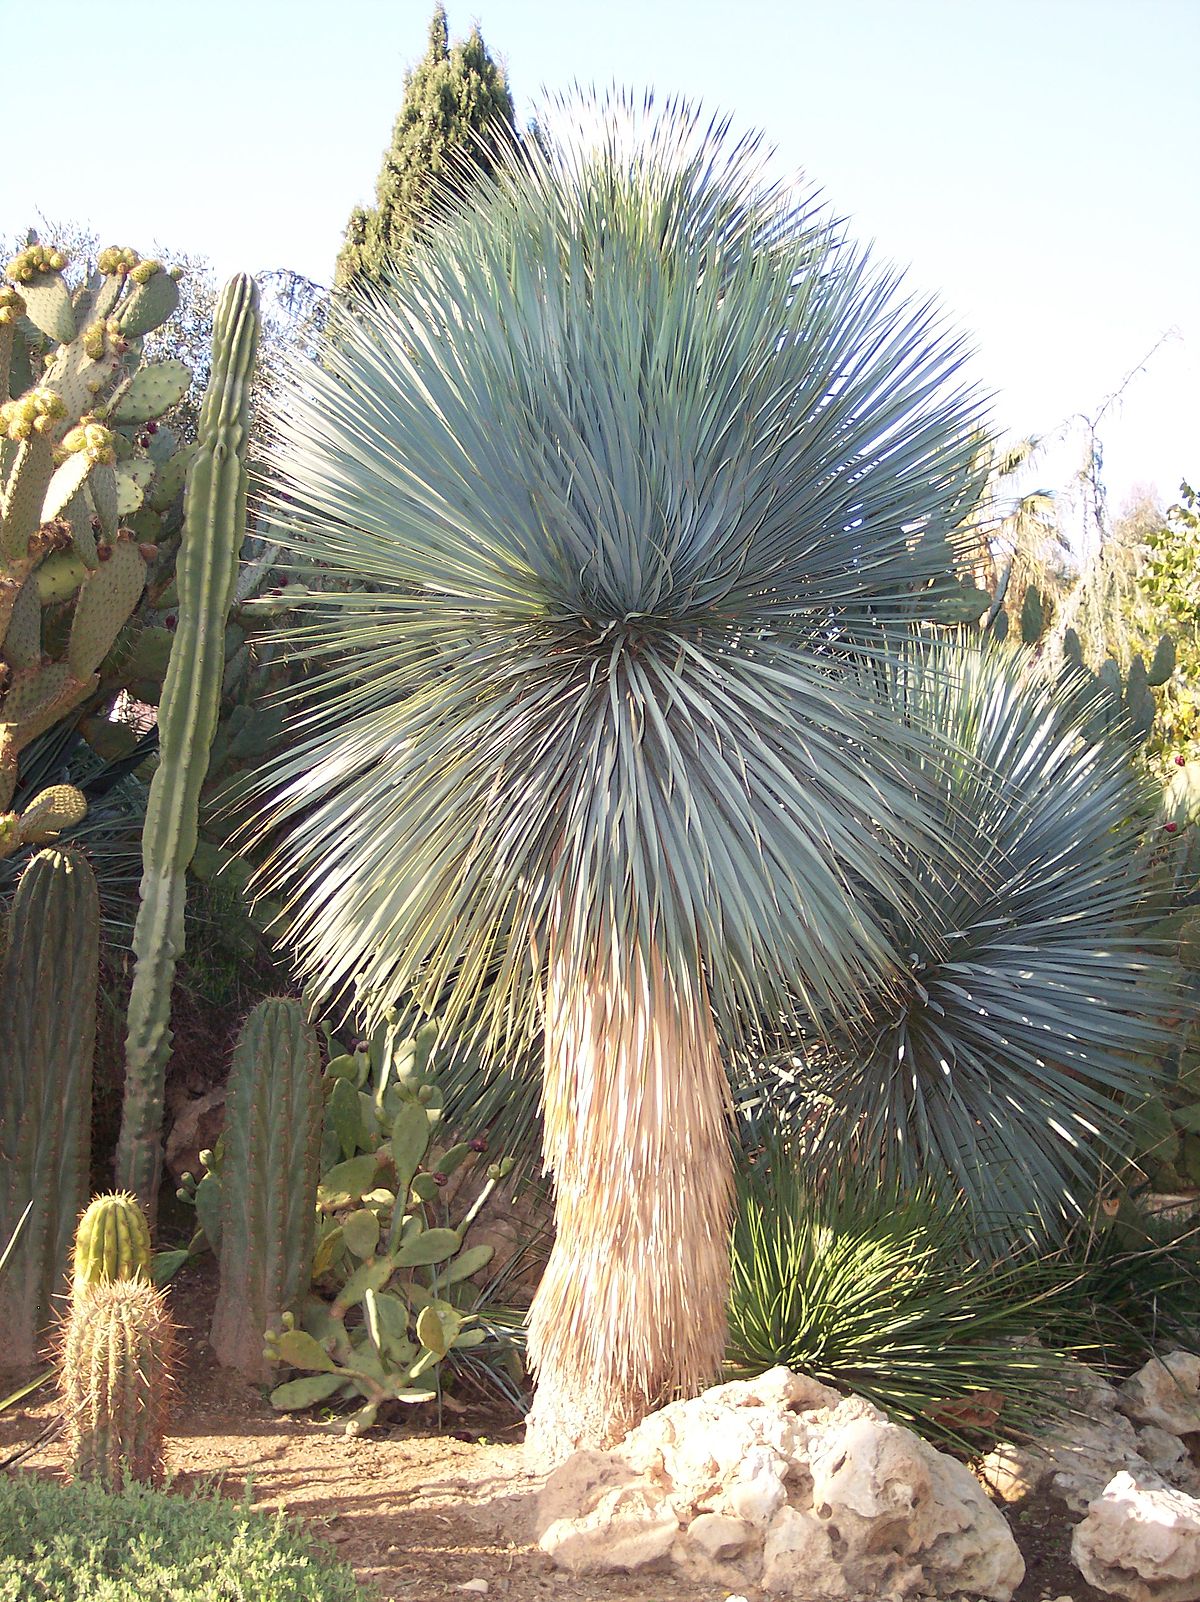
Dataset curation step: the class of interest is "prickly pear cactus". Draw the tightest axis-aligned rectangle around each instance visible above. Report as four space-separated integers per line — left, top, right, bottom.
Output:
0 846 99 1366
975 577 1174 750
72 1192 152 1296
0 781 86 861
209 997 323 1383
1 240 198 808
261 1016 517 1434
60 1278 175 1489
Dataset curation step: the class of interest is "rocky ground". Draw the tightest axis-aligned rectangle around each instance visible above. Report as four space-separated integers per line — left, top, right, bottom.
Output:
0 1259 1196 1602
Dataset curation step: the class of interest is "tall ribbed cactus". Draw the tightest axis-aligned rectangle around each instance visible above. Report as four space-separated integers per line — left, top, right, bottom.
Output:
115 275 260 1211
209 998 323 1382
61 1278 175 1488
0 846 98 1366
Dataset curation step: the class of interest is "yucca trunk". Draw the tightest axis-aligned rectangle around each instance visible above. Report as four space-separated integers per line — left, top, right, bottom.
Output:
524 936 734 1469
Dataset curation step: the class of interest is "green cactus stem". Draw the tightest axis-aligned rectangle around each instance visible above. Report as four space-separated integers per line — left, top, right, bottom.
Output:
0 847 99 1366
1 242 193 807
115 275 260 1212
0 783 86 862
210 998 323 1382
60 1279 175 1489
72 1193 152 1296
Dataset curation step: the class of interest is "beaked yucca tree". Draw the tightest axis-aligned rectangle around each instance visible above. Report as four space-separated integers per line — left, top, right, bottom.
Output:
252 94 988 1464
745 635 1176 1242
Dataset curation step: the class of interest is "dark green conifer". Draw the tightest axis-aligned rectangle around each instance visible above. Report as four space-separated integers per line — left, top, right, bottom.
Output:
335 6 517 289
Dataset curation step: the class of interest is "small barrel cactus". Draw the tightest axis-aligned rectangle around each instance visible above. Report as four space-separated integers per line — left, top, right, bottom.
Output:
210 997 323 1382
60 1278 175 1489
72 1193 152 1296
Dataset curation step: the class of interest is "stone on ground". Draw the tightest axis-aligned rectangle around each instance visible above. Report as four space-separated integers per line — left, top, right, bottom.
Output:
1118 1354 1200 1439
535 1366 1024 1600
1071 1471 1200 1602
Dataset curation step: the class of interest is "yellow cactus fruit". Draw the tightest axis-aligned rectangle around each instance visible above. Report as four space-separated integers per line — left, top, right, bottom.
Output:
81 319 106 360
0 284 26 325
61 417 116 465
97 246 140 277
130 258 163 286
0 387 67 442
5 242 70 283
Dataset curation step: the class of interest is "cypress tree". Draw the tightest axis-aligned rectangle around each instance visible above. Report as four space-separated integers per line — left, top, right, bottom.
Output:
335 6 517 289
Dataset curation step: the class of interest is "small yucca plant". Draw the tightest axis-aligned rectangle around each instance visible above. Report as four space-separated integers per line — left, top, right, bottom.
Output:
740 636 1179 1246
727 1137 1080 1451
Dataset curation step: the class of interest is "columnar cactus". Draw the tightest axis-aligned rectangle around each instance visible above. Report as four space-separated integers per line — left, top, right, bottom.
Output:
72 1192 152 1295
0 846 98 1365
1 241 196 810
209 997 323 1382
60 1278 175 1489
116 274 260 1211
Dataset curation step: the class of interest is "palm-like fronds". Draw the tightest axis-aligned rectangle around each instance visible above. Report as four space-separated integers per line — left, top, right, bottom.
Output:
249 94 996 1457
743 637 1178 1242
251 93 986 1049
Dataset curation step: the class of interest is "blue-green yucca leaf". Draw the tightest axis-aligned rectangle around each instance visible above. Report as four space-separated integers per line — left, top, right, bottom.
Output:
745 636 1180 1243
252 93 989 1048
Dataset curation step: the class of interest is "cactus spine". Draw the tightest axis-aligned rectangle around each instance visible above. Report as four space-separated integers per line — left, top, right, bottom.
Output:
72 1192 152 1295
210 998 323 1382
60 1278 175 1488
115 275 260 1211
0 846 98 1365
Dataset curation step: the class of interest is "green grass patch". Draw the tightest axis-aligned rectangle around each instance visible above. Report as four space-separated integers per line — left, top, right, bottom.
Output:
0 1474 368 1601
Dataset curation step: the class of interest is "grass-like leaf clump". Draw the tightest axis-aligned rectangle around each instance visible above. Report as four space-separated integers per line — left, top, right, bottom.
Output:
0 1474 367 1601
727 1140 1083 1453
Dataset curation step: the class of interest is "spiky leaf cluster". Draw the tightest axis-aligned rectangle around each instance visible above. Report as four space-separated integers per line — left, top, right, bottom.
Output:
257 96 986 1055
749 638 1177 1239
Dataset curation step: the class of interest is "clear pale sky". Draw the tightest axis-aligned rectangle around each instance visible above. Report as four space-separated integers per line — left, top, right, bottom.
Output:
7 0 1198 518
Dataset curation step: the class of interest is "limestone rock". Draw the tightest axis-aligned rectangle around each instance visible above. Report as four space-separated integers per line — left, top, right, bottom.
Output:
980 1362 1156 1514
539 1482 678 1573
1120 1354 1200 1438
1072 1471 1200 1602
1139 1426 1191 1479
535 1365 1023 1599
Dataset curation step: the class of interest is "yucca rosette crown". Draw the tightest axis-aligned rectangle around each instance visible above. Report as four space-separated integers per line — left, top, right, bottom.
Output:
255 95 987 1047
763 638 1178 1240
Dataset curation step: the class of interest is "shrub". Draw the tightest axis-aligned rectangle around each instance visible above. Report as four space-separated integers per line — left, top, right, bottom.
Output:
0 1474 367 1601
727 1140 1082 1452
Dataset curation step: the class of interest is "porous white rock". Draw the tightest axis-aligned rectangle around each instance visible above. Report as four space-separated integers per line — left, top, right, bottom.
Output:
1071 1471 1200 1602
1120 1354 1200 1439
980 1362 1156 1513
535 1365 1023 1599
